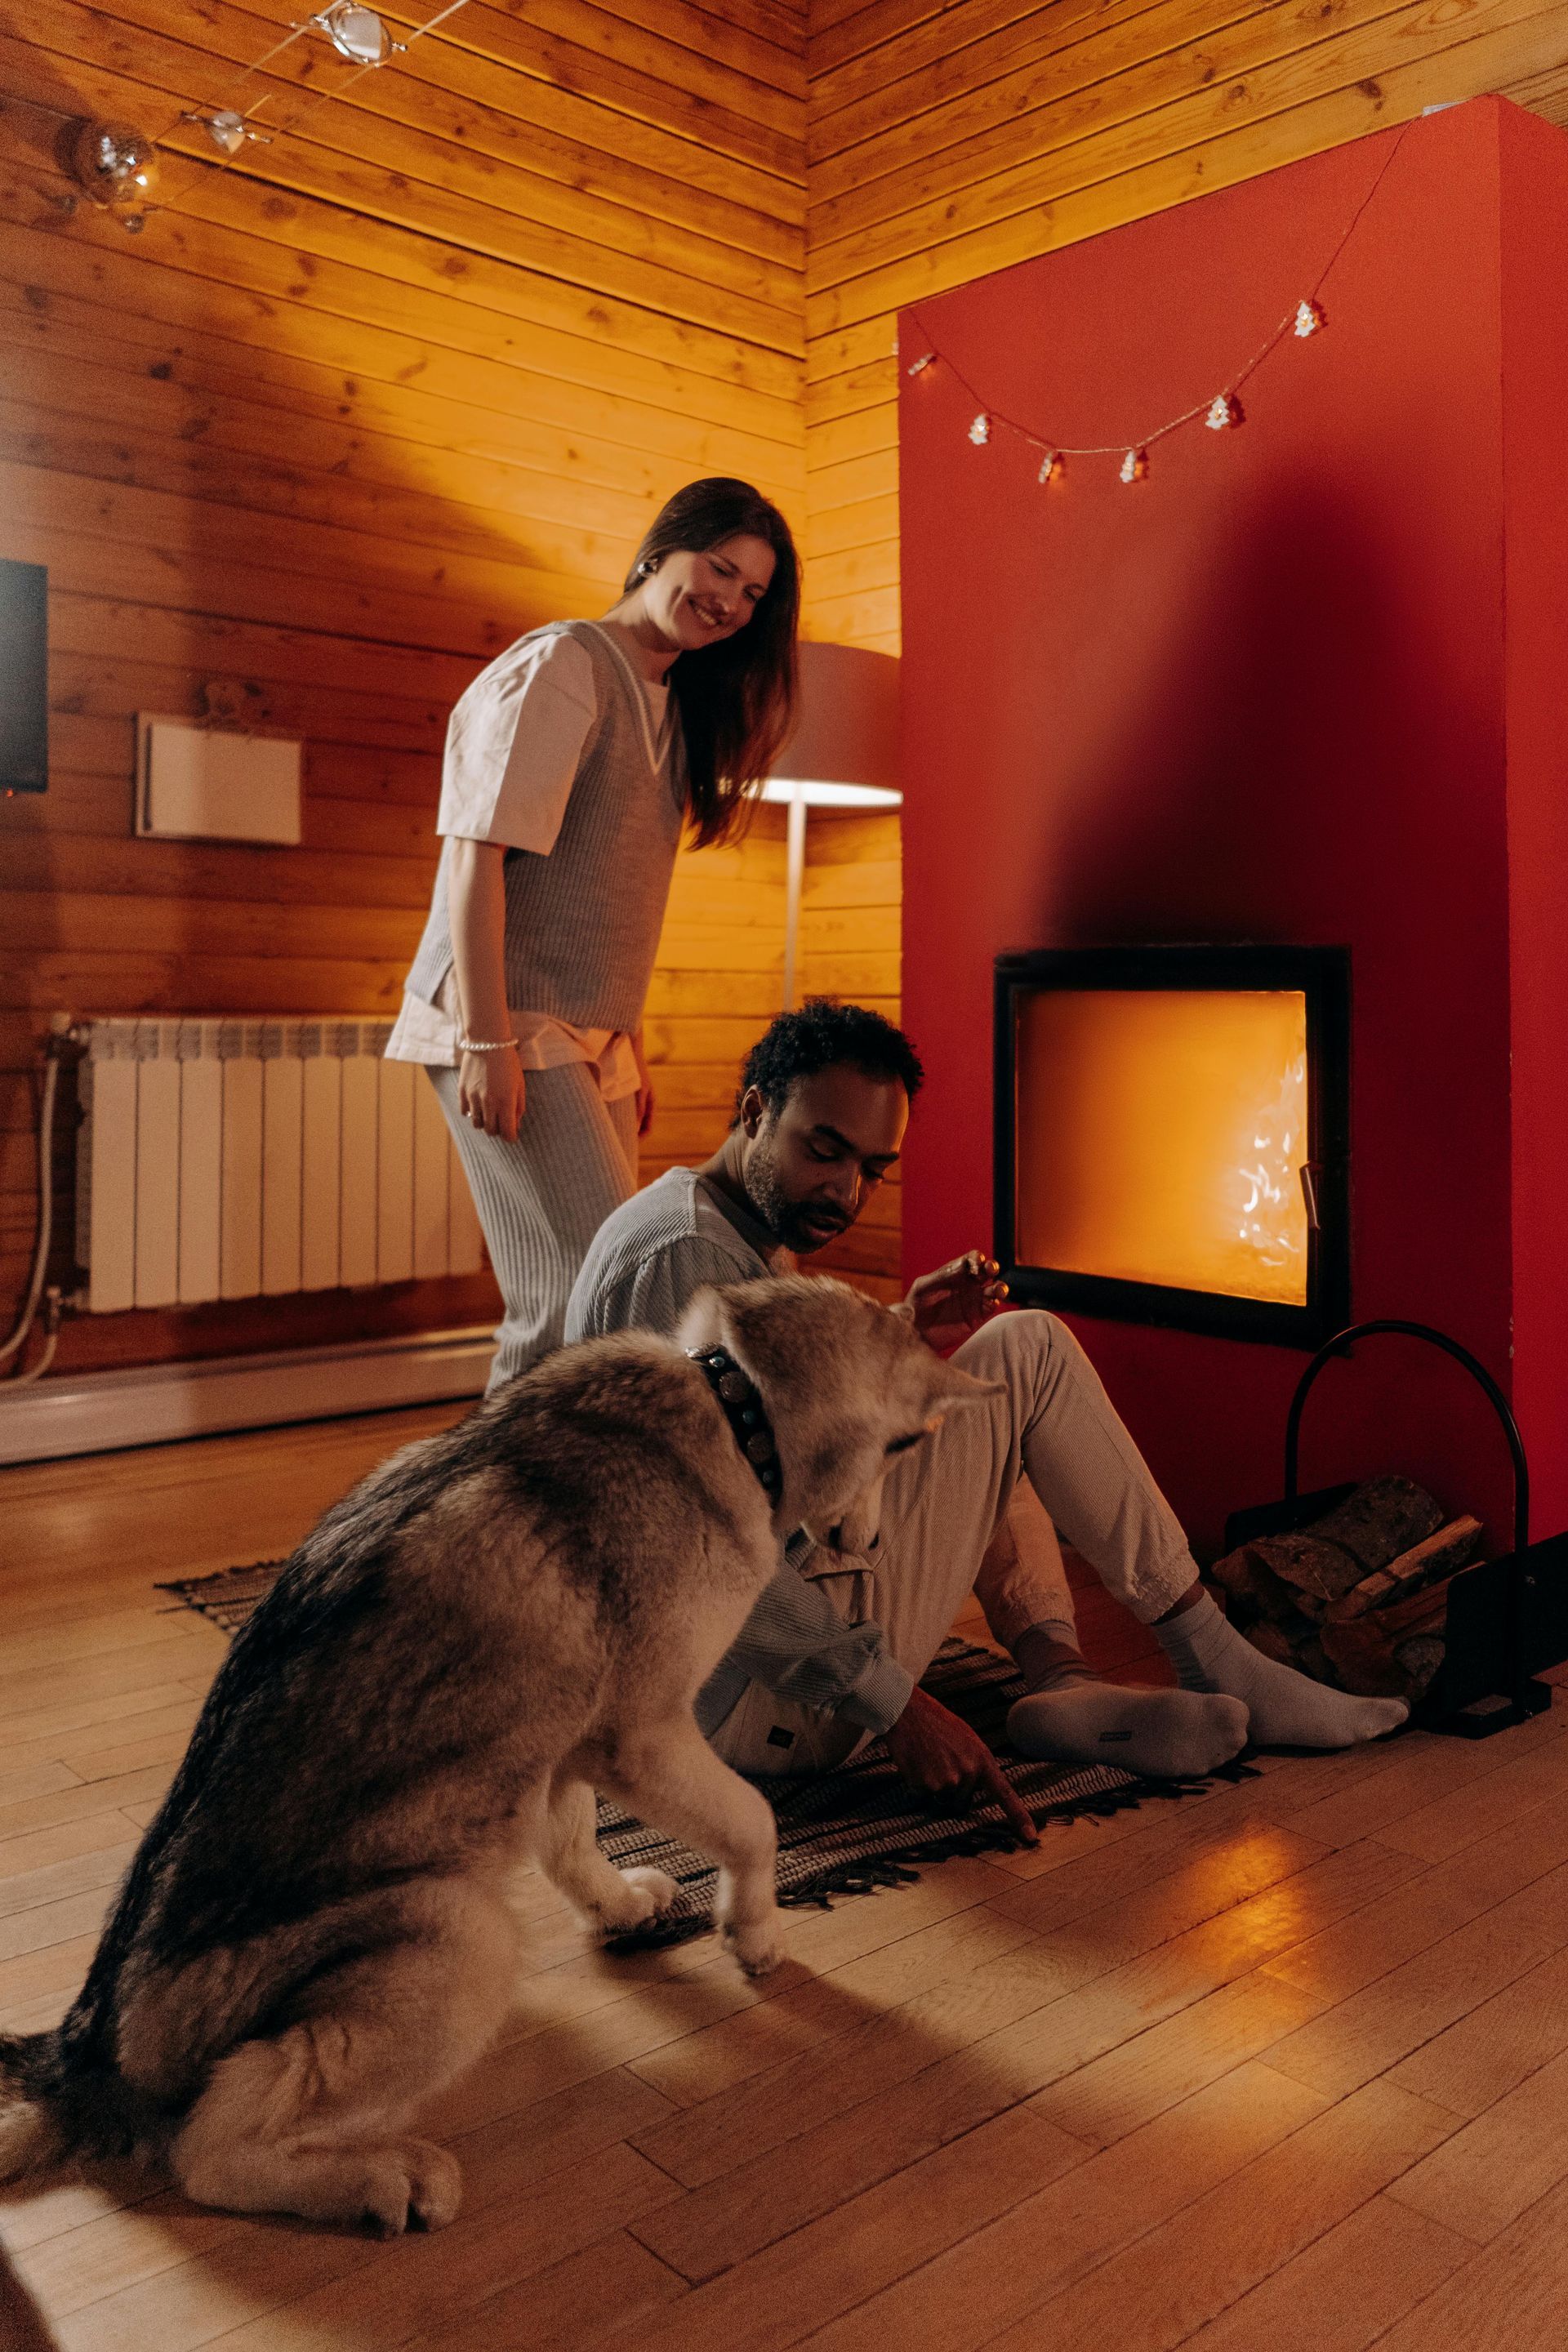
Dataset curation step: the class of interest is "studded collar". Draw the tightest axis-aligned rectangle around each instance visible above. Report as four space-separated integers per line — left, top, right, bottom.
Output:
687 1345 782 1501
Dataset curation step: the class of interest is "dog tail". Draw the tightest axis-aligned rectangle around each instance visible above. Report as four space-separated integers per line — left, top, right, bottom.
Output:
0 2034 73 2181
0 2028 156 2180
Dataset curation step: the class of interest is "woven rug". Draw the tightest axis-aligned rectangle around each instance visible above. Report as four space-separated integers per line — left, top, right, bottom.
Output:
159 1559 1247 1946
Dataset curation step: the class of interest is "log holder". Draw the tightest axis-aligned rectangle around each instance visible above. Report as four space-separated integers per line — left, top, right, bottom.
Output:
1223 1319 1564 1739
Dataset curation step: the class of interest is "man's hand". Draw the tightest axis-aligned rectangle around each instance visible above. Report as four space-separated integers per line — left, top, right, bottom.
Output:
904 1250 1009 1352
883 1686 1038 1846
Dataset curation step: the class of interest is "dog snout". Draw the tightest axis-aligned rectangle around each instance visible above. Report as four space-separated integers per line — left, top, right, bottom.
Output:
827 1480 885 1561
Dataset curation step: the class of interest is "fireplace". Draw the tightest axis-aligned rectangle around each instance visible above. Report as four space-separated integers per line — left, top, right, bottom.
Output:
995 946 1350 1348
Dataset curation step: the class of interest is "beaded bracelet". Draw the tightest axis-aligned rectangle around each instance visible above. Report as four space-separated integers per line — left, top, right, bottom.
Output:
457 1036 519 1054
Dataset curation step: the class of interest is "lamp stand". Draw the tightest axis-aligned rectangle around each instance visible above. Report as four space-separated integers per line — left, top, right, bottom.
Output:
782 786 807 1012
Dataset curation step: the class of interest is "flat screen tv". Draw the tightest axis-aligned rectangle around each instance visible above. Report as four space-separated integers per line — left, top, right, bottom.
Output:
0 558 48 795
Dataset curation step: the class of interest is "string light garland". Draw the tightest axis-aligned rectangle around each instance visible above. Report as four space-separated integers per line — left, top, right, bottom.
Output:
900 121 1414 488
59 0 474 231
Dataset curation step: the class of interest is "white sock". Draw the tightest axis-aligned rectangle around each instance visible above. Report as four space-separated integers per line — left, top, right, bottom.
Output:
1006 1680 1250 1780
1154 1592 1408 1748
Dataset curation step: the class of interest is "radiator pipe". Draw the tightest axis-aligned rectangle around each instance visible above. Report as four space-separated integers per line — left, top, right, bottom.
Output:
1 1018 69 1379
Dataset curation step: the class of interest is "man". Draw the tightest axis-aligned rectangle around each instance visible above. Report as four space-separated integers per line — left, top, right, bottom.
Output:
566 1002 1406 1833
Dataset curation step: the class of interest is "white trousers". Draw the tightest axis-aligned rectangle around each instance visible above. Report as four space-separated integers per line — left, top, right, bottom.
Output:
711 1310 1198 1776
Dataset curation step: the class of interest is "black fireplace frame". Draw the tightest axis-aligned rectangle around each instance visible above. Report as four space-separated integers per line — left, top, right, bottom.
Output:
994 943 1352 1350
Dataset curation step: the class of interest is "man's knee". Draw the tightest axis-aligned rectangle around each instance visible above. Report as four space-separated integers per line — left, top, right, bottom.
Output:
956 1307 1070 1381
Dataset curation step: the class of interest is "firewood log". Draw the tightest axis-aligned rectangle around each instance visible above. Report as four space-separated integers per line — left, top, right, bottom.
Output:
1305 1477 1446 1573
1394 1635 1446 1699
1319 1567 1462 1695
1211 1477 1447 1620
1211 1545 1303 1624
1325 1518 1483 1623
1316 1613 1414 1697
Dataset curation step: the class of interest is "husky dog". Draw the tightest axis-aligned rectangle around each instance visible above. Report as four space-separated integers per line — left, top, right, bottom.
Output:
0 1276 993 2235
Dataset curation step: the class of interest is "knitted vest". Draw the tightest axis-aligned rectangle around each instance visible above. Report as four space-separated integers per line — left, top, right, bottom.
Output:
403 620 687 1032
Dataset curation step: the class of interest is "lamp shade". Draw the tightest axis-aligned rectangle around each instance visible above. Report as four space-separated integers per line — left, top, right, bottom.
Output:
762 643 900 805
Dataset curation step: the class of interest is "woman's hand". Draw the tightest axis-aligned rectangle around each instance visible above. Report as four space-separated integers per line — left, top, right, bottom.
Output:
632 1027 656 1138
459 1046 524 1142
903 1250 1009 1352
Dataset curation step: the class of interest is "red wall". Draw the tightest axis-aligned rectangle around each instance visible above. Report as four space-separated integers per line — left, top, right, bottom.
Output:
900 100 1568 1555
1500 104 1568 1544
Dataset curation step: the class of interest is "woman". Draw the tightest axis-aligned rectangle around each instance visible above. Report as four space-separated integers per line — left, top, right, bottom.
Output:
386 477 800 1386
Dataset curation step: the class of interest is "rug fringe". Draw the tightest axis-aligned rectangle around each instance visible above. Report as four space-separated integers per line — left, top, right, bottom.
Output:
603 1754 1258 1953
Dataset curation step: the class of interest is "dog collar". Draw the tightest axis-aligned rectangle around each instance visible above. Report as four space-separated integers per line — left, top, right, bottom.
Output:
687 1345 782 1500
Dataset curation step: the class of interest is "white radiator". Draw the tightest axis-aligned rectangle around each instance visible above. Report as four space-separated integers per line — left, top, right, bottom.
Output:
76 1020 485 1312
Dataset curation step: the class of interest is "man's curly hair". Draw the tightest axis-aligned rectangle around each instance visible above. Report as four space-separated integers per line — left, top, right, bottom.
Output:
733 998 924 1124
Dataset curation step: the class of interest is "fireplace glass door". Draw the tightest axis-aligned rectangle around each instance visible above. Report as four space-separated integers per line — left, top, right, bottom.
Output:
996 947 1350 1347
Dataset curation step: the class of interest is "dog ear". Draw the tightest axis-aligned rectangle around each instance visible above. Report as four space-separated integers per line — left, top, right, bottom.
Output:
922 1354 1005 1409
673 1286 725 1352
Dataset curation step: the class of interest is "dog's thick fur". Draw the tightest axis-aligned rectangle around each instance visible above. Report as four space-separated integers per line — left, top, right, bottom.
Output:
0 1276 992 2234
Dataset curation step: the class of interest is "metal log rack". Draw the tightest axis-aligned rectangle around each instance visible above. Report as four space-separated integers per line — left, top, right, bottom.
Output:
1225 1319 1562 1739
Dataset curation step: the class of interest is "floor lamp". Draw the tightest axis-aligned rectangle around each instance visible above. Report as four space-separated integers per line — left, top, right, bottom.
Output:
760 644 902 1011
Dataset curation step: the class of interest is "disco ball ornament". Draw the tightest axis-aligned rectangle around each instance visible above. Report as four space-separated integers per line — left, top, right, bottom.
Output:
313 3 399 64
71 120 160 209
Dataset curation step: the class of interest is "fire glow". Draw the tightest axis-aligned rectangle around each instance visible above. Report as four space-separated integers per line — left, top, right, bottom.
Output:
1013 989 1311 1307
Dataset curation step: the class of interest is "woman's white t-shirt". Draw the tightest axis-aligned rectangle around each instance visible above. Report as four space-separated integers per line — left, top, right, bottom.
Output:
384 629 671 1097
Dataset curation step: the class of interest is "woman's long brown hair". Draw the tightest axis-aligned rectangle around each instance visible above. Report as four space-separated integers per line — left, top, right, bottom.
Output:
623 478 800 848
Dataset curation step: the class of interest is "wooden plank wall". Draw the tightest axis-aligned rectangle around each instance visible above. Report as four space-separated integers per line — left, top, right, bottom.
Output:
0 0 807 1374
17 0 1563 1366
801 0 1568 660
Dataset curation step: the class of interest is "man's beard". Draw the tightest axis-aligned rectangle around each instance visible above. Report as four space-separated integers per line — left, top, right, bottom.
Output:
747 1143 847 1255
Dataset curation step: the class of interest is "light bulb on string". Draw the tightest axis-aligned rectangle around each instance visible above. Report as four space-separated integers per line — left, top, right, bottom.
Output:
1120 448 1148 485
1294 298 1325 337
1037 450 1064 484
968 413 991 445
1205 392 1245 430
310 4 403 65
183 108 272 156
905 352 935 377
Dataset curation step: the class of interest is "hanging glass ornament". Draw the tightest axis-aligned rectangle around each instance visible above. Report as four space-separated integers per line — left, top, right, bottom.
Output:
70 120 160 209
312 3 399 64
1037 449 1064 483
1294 298 1325 338
1205 392 1245 430
968 413 991 445
905 352 935 377
1120 448 1148 484
184 109 271 156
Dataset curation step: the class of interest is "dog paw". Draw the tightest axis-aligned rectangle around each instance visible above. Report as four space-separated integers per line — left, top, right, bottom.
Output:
723 1915 783 1978
620 1865 679 1918
357 2141 462 2237
591 1866 679 1937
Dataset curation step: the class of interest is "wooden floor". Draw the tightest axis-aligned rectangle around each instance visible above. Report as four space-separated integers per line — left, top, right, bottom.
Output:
4 1413 1568 2350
